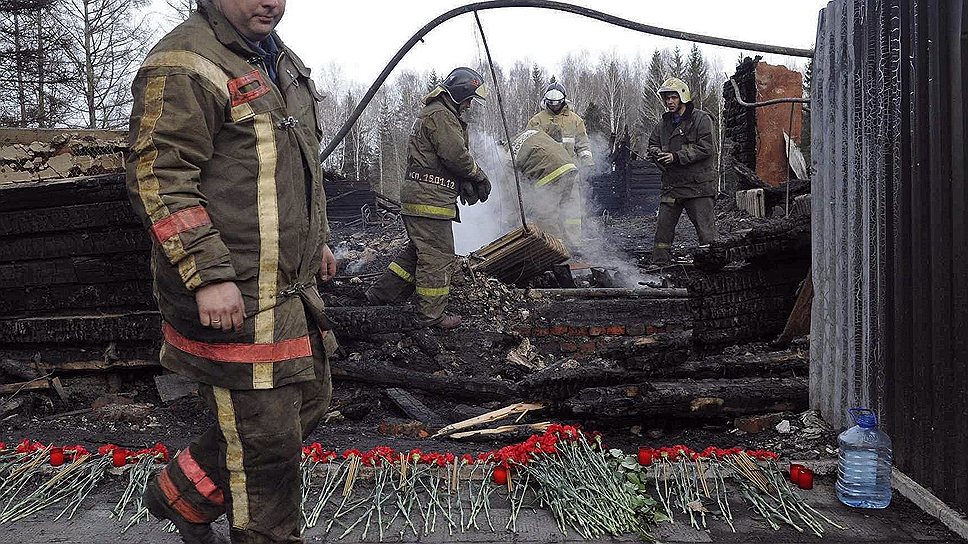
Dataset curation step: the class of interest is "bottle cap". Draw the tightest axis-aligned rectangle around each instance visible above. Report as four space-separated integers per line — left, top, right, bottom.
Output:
848 407 878 428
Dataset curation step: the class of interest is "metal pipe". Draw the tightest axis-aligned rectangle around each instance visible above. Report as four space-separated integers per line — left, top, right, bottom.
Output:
320 0 816 162
727 77 811 108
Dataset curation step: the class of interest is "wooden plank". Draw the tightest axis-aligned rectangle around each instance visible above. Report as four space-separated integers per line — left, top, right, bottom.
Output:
0 174 127 212
0 227 150 263
523 287 688 299
432 402 545 438
0 378 50 395
0 280 154 317
330 360 514 402
0 201 141 236
449 422 551 440
0 312 162 344
0 254 151 289
773 268 814 347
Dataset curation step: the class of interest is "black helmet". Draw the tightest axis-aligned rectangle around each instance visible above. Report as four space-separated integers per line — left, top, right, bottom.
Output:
544 81 567 112
440 67 488 104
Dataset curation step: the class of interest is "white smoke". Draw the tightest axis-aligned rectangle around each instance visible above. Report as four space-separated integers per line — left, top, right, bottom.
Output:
453 130 518 255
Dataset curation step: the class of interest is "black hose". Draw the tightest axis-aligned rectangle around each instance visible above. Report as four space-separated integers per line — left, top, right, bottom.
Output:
319 0 815 162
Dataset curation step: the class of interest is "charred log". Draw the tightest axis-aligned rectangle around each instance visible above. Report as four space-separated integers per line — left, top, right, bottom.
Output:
563 377 807 420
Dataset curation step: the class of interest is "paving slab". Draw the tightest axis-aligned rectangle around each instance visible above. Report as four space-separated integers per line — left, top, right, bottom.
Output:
0 476 962 544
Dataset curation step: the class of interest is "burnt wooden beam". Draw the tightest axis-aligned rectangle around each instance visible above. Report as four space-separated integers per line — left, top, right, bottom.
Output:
384 388 449 429
325 305 417 340
563 377 807 420
522 287 688 299
330 359 515 402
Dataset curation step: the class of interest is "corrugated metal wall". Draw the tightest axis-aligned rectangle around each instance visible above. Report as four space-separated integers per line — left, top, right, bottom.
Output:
811 0 968 512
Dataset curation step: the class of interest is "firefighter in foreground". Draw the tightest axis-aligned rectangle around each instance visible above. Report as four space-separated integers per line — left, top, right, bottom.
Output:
366 67 491 329
527 79 595 244
125 1 335 542
508 125 581 248
647 77 718 266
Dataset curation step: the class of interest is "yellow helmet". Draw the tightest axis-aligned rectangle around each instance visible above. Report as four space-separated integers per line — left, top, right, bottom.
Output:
657 77 692 103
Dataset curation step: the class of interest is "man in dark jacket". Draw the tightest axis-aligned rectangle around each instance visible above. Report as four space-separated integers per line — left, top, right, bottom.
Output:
647 77 718 265
366 67 490 329
126 1 335 542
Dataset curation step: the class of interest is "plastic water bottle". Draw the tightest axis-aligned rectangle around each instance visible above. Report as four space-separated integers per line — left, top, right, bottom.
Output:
835 408 893 508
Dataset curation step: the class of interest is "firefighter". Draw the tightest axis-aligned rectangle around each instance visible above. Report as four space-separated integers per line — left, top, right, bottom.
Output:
527 80 594 244
509 125 580 248
125 1 335 542
366 67 491 330
647 77 718 266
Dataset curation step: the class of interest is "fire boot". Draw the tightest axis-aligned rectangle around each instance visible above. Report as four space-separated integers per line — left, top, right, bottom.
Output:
143 483 228 544
432 314 462 330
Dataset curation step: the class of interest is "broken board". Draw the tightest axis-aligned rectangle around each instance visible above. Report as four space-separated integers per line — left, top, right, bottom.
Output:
468 224 570 284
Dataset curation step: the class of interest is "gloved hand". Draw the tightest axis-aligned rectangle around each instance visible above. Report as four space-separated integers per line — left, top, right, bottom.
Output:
476 173 491 203
459 178 480 206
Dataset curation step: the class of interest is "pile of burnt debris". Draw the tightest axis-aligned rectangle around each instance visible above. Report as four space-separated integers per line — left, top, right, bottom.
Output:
0 144 818 454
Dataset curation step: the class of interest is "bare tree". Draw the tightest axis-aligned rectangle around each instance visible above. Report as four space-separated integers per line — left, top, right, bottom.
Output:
61 0 152 128
164 0 194 24
0 0 72 127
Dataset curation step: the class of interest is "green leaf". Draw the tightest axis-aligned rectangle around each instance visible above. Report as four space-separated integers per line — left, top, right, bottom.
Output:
653 510 671 523
627 472 642 486
609 448 624 459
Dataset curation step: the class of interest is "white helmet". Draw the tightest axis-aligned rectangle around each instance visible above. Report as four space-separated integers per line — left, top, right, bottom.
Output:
543 81 567 113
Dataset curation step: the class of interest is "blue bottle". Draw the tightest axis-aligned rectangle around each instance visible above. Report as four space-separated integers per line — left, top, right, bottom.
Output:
835 408 893 508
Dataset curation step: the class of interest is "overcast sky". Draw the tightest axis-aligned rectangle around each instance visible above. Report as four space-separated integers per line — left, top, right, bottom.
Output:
145 0 829 85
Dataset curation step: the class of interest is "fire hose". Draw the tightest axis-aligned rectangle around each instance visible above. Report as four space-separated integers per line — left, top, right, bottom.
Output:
319 0 814 164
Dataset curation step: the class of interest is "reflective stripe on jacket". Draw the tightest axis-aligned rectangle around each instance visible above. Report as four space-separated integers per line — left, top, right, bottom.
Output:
125 0 330 390
513 130 577 187
527 104 594 166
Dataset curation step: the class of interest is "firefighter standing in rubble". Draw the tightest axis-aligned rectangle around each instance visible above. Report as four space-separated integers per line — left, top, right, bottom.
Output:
509 125 581 248
648 77 718 266
366 67 491 330
527 80 594 244
125 1 336 543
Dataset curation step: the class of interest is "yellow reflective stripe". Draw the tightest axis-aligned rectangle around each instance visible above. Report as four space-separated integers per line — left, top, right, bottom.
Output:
416 285 450 297
388 262 413 283
134 75 200 289
402 203 456 219
565 218 582 225
655 243 672 249
253 112 279 391
536 163 577 187
141 50 255 122
213 387 249 528
142 51 229 101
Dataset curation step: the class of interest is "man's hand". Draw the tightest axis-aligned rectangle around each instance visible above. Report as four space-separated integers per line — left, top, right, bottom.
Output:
196 281 245 332
657 152 676 165
319 244 337 282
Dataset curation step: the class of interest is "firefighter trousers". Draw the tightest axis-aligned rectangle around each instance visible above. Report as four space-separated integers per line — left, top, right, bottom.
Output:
525 170 582 250
653 196 717 264
366 215 455 325
145 330 332 544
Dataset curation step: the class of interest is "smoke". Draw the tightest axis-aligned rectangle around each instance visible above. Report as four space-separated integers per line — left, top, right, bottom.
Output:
452 129 518 255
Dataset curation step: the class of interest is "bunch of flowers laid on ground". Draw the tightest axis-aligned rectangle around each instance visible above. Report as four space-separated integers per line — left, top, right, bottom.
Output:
0 432 843 540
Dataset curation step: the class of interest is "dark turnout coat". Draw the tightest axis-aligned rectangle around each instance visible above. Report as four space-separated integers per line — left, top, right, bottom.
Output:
648 102 717 199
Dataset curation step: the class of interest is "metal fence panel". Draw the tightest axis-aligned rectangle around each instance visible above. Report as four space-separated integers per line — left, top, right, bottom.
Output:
811 0 968 512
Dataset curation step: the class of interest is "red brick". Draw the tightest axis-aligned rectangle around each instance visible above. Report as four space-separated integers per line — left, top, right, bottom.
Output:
646 325 657 334
531 327 549 337
550 325 569 336
578 341 597 354
588 326 606 336
560 342 578 352
627 324 646 336
734 413 786 434
567 326 588 336
516 327 533 336
605 325 626 336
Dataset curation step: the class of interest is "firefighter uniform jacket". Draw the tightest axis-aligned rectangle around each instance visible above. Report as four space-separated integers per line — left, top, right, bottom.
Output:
527 104 594 167
400 93 485 221
511 129 577 186
125 0 330 391
647 102 717 199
